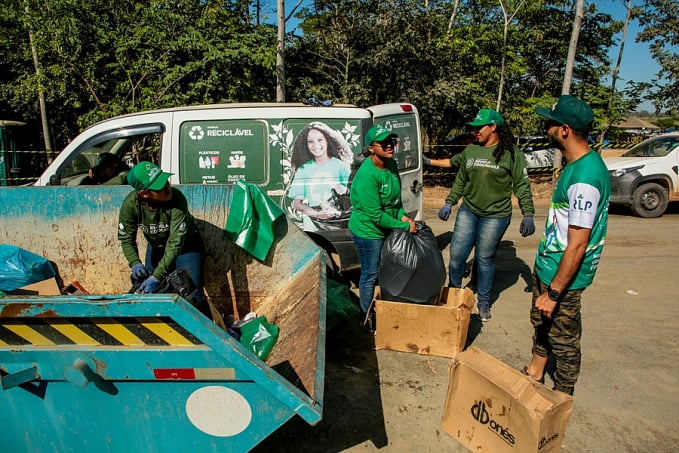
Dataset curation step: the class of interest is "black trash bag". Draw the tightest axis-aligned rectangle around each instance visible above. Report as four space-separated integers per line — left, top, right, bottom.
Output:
379 223 446 305
155 269 197 300
129 269 211 318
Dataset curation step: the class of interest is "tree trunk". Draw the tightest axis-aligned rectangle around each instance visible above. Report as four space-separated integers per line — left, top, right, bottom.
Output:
562 0 584 95
600 0 633 144
26 2 53 161
276 0 285 102
555 0 585 184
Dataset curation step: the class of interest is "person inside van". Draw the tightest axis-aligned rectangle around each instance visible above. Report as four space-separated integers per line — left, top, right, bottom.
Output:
85 152 130 185
287 122 353 230
117 161 210 316
349 125 418 334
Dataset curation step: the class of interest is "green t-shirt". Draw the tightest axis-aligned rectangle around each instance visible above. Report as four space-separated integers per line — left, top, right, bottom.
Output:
535 151 610 289
445 143 535 218
348 157 408 239
103 171 129 185
118 188 199 280
287 157 350 207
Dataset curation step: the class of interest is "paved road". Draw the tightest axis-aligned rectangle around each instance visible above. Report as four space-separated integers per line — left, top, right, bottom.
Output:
254 199 679 453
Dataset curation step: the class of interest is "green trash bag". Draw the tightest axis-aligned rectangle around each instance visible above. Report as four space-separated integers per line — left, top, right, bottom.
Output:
326 278 360 329
239 316 280 361
225 180 286 261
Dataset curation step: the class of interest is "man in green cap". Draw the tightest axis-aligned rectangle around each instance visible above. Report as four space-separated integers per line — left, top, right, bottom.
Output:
522 95 610 395
118 161 209 316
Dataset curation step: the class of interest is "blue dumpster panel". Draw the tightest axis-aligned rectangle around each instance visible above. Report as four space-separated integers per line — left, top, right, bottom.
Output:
0 296 324 451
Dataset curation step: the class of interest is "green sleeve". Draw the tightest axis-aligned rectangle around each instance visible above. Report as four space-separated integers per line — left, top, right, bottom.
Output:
448 152 465 170
152 191 191 280
445 150 468 205
117 191 142 268
394 165 408 221
511 148 535 216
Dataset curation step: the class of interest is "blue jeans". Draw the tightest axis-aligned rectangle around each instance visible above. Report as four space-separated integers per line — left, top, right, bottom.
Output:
143 238 209 314
352 235 384 313
448 204 510 304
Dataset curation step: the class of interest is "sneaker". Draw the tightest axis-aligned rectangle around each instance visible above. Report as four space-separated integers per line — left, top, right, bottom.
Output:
478 302 491 322
361 311 376 335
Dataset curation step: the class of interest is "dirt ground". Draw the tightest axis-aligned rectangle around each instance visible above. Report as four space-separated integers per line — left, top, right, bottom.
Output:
254 182 679 453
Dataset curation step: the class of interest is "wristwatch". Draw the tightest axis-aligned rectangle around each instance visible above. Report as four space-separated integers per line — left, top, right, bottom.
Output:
547 285 561 302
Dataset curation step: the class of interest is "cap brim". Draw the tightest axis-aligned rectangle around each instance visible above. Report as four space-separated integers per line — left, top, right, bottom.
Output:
534 106 555 121
147 172 172 191
373 131 397 142
466 119 487 126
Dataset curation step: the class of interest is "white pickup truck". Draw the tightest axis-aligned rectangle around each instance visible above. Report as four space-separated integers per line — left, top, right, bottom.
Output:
605 132 679 217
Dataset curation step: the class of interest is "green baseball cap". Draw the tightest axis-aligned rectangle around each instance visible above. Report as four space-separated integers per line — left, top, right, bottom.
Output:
364 124 398 146
467 108 505 127
535 95 594 132
127 161 173 191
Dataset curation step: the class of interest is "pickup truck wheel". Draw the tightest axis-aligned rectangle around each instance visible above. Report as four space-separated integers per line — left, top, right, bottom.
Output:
630 182 668 218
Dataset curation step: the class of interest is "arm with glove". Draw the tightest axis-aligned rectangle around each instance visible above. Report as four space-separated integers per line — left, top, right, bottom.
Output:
511 147 536 237
438 155 468 221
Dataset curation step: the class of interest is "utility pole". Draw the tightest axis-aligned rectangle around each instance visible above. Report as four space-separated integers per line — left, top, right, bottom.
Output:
276 0 285 102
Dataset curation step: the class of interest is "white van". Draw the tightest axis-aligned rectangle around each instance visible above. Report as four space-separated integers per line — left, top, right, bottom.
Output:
36 102 424 272
605 132 679 217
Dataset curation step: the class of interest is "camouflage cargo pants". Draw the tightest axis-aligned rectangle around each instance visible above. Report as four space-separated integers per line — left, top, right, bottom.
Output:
531 272 585 395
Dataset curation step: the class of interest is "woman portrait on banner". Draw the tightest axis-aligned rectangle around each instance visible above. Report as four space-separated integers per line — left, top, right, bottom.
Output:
286 122 353 231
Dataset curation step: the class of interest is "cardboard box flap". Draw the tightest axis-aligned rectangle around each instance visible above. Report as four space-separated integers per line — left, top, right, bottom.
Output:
453 348 572 415
440 286 476 310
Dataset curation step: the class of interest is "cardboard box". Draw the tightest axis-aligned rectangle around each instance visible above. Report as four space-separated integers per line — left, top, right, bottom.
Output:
441 347 573 453
374 287 474 358
10 277 61 296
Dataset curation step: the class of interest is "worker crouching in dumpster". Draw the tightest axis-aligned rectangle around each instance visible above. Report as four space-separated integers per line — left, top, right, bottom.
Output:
118 161 210 317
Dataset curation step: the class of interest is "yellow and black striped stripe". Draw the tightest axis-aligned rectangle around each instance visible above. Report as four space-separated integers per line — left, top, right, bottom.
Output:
0 317 202 347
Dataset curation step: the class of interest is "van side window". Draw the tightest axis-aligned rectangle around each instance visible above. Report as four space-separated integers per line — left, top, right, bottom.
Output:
53 124 163 186
178 120 268 184
373 114 420 171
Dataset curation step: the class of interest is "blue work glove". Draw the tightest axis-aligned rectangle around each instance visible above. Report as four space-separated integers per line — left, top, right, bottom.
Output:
138 276 161 294
423 156 431 166
519 216 536 237
438 203 453 221
131 264 149 280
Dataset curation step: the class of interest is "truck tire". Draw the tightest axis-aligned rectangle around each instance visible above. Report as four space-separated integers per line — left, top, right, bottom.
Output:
630 182 668 218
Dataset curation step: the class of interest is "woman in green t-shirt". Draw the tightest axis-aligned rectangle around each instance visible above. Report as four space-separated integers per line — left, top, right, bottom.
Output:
438 109 536 322
349 125 417 332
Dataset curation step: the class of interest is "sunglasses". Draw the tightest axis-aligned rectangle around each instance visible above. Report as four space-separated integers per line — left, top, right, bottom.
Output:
375 137 398 149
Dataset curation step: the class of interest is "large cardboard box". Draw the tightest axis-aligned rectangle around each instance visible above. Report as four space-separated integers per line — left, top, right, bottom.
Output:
10 277 61 296
441 347 573 453
374 287 474 358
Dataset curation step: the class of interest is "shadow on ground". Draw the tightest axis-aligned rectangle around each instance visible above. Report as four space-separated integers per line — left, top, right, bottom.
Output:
252 318 387 452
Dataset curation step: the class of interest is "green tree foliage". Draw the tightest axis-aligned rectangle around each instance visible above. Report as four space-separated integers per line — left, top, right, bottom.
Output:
0 0 633 151
1 0 277 149
633 0 679 113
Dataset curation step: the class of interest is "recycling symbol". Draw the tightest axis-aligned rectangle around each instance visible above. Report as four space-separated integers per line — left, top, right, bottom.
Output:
189 125 204 140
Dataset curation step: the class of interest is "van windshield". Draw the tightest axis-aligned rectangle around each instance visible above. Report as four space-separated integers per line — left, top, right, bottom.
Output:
623 135 679 158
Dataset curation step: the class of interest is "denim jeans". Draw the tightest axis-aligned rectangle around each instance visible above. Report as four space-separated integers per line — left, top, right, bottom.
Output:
448 204 510 304
352 235 384 313
142 238 209 313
